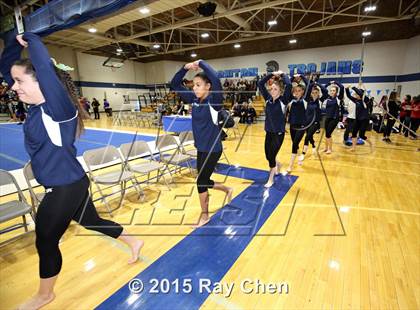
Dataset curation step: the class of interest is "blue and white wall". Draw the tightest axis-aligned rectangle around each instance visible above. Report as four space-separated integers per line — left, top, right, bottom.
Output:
2 35 419 110
202 35 420 100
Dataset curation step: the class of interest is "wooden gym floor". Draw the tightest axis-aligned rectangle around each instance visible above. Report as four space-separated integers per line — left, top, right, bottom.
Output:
0 116 419 309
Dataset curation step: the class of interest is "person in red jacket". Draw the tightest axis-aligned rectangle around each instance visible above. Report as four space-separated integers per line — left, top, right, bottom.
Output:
409 95 420 139
399 94 411 136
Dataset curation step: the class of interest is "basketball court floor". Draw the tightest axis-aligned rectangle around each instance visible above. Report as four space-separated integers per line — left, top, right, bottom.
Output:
1 117 419 309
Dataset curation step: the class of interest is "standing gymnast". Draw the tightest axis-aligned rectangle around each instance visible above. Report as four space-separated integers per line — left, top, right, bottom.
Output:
300 81 327 161
345 86 370 151
170 60 233 227
0 33 144 310
319 80 344 154
257 71 292 187
287 74 310 171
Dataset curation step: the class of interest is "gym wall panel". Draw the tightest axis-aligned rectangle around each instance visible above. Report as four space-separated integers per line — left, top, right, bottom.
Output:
145 60 186 84
75 51 148 110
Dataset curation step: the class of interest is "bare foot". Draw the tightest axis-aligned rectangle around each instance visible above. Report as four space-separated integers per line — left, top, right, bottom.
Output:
128 240 144 264
264 180 274 188
18 292 55 310
192 217 210 228
323 148 328 153
326 150 332 154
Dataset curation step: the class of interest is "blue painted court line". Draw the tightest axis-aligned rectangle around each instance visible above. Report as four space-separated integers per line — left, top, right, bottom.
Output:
97 164 297 310
0 124 155 171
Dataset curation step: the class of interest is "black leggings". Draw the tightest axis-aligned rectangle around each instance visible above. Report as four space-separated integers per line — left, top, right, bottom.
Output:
36 175 123 278
264 132 285 168
325 118 339 138
304 122 320 148
290 125 306 154
384 118 396 137
352 119 369 138
343 118 355 141
196 151 222 193
409 118 419 137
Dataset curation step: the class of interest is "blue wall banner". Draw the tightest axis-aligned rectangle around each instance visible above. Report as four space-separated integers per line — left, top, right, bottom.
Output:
217 68 258 78
288 60 363 76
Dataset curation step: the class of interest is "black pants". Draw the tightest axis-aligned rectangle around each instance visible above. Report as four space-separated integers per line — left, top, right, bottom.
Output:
304 122 320 148
384 119 396 137
409 118 419 137
399 116 411 136
290 125 306 154
94 109 100 119
36 175 123 278
343 118 355 141
264 132 285 168
352 119 369 139
325 118 339 138
196 151 222 193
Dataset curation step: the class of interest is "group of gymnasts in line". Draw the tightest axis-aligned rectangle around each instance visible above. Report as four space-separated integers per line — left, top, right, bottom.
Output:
0 31 369 309
172 63 371 188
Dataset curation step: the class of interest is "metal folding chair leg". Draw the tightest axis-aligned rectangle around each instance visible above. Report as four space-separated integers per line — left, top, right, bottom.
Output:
94 182 113 217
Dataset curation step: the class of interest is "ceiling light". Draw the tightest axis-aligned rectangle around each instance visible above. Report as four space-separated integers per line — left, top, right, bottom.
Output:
234 43 241 48
116 48 123 52
289 39 297 44
362 31 371 37
139 7 150 14
191 52 197 58
116 52 121 56
201 33 209 38
88 27 97 33
364 5 376 12
153 44 160 49
267 20 277 26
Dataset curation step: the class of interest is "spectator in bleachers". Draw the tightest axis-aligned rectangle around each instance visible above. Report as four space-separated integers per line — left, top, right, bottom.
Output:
247 102 257 124
231 102 241 117
240 102 248 123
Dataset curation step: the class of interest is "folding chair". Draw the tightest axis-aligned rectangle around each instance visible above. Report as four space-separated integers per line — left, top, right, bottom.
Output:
226 116 241 138
179 131 230 166
155 134 194 176
83 146 142 216
0 170 36 246
120 141 171 192
22 161 45 209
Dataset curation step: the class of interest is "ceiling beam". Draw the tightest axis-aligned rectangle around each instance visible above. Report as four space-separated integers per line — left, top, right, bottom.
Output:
134 14 412 58
117 0 298 43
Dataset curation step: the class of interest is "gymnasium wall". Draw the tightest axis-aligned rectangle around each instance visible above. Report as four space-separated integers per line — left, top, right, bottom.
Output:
201 35 420 100
2 35 419 111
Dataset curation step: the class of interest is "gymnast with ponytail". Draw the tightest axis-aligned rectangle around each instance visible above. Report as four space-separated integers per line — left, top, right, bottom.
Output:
0 33 144 310
171 60 233 226
257 70 292 187
318 80 345 154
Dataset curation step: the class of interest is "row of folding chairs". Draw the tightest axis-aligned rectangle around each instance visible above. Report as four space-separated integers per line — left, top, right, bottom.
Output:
82 133 199 216
112 111 158 128
0 132 230 245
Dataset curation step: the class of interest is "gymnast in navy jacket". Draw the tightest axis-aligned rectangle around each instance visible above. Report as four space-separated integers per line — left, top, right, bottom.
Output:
300 81 328 161
345 86 370 151
287 74 312 172
257 71 292 187
318 80 344 154
171 60 233 227
0 33 143 309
